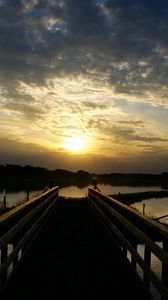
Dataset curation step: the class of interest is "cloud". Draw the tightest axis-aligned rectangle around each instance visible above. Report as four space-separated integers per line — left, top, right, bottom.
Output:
0 0 167 88
88 118 168 144
0 0 168 120
3 101 43 120
82 101 108 110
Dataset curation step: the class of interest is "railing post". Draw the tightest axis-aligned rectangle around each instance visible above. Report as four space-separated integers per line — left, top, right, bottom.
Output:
0 244 8 286
161 240 168 300
131 241 137 270
122 246 127 256
143 245 151 289
143 203 145 215
3 195 7 209
12 242 18 269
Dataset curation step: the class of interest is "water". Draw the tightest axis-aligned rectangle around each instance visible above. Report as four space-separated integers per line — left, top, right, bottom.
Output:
0 189 45 208
59 183 165 197
131 197 168 224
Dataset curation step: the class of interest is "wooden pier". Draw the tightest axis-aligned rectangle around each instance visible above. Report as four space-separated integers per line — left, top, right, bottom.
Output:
0 187 168 299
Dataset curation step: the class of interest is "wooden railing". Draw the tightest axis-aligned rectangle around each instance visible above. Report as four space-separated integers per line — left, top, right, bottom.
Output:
88 188 168 300
0 186 59 292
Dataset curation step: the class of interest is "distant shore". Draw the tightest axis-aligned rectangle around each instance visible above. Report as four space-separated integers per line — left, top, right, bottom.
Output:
111 190 168 205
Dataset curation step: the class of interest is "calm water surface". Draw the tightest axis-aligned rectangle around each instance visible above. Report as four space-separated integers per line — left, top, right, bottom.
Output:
131 197 168 223
59 184 166 197
0 189 44 208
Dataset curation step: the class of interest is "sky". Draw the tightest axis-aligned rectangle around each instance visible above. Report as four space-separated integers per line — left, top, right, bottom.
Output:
0 0 168 173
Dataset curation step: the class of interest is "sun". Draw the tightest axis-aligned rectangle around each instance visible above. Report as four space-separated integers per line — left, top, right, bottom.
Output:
64 136 86 152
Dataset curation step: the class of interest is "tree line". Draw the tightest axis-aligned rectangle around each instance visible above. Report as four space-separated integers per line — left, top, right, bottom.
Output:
0 164 168 187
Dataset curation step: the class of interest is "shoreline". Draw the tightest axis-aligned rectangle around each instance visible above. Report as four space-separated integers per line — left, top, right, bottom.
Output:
110 190 168 205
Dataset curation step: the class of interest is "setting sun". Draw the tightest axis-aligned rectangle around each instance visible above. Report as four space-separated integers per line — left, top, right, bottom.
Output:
64 137 86 153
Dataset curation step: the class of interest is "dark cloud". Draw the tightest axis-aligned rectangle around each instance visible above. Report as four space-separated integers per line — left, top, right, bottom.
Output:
82 101 108 110
109 126 168 143
87 118 168 144
117 120 146 127
3 101 43 120
65 0 106 37
0 0 168 89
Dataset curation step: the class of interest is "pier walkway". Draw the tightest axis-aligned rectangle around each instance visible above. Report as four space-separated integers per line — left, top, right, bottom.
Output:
1 187 168 299
1 197 149 299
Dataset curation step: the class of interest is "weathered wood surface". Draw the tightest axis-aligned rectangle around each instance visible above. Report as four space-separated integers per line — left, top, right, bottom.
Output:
1 198 149 300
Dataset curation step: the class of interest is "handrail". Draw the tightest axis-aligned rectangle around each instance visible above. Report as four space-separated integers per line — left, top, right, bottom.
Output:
0 194 58 278
88 188 168 240
90 200 168 298
0 190 58 249
0 186 59 292
0 186 58 227
88 188 168 300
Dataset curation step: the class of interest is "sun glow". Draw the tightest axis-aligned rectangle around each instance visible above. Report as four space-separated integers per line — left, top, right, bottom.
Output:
64 136 87 153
